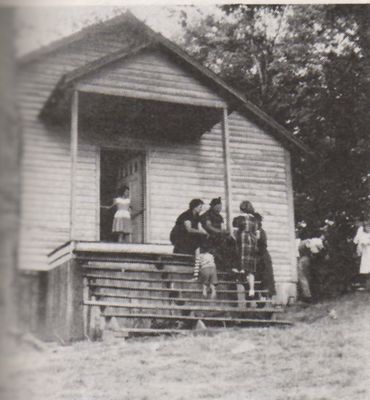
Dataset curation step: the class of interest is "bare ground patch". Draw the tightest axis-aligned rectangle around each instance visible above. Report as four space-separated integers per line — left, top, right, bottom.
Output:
1 292 369 400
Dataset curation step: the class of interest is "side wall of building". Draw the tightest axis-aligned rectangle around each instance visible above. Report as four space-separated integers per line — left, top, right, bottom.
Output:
18 41 296 300
17 26 146 270
228 112 297 299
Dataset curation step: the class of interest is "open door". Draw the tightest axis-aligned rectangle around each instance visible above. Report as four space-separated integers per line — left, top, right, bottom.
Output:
119 154 145 243
100 149 145 243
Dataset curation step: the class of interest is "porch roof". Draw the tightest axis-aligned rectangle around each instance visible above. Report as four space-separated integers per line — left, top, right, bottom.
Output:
22 11 312 156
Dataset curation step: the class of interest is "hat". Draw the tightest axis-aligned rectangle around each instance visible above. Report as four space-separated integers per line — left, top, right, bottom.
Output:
240 200 254 214
210 197 222 207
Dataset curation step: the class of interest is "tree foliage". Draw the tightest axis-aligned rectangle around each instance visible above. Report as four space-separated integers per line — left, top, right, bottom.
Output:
173 4 370 295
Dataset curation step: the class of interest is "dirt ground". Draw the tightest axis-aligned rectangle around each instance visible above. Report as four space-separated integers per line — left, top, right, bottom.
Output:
1 292 369 400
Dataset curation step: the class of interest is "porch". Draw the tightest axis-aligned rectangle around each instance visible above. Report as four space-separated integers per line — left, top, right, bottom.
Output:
27 241 291 342
65 88 234 245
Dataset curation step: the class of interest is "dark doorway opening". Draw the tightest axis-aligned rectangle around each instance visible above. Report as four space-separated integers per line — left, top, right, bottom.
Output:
100 149 145 243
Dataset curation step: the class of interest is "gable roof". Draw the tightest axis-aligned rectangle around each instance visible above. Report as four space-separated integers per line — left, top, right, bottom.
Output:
20 11 313 156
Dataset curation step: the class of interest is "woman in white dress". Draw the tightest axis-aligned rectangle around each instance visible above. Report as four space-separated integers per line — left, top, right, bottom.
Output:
354 219 370 286
102 186 132 243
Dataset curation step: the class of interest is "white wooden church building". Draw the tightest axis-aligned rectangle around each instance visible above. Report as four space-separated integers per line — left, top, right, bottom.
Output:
18 11 310 309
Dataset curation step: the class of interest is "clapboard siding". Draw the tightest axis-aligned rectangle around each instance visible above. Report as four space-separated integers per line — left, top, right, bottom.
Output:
17 30 137 270
77 49 226 108
228 112 292 282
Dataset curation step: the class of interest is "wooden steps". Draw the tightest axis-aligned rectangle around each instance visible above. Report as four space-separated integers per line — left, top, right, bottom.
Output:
91 291 273 305
84 266 251 279
102 312 292 326
112 325 292 339
85 273 260 286
88 282 268 295
79 255 192 267
113 328 190 337
85 300 282 314
83 256 291 337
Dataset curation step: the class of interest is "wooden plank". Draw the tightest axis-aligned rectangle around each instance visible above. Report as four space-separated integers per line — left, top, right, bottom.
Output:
284 149 297 283
81 257 192 268
76 242 181 256
84 262 193 272
91 291 272 305
85 300 280 313
102 312 292 326
84 273 262 286
77 83 225 108
85 266 248 279
70 90 78 240
112 326 291 337
88 282 268 295
113 328 189 336
95 147 100 241
145 150 151 242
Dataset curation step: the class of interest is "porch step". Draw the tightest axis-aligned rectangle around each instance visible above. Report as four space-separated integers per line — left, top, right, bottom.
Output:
78 254 192 267
84 267 246 279
85 273 261 286
111 327 287 338
91 291 272 305
83 254 288 337
85 300 282 314
88 282 268 295
84 265 193 274
101 312 292 326
113 328 190 337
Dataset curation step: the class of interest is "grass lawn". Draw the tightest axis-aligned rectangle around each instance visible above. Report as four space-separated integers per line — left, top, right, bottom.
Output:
1 292 369 400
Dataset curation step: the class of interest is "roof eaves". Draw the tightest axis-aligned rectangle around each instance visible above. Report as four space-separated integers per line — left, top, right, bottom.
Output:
19 12 132 66
63 41 152 86
27 9 313 157
123 12 313 156
39 41 152 119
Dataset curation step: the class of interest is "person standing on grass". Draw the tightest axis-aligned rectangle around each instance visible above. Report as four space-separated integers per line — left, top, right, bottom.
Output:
193 237 218 299
296 236 324 301
353 218 370 290
170 199 207 255
232 200 258 297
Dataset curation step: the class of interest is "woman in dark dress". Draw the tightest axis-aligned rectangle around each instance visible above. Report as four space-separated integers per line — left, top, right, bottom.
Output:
232 200 258 297
200 197 237 271
255 213 276 298
170 199 207 255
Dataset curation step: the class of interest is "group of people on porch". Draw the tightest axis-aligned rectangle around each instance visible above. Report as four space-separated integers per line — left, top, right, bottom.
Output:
170 197 276 300
106 188 276 300
104 184 370 301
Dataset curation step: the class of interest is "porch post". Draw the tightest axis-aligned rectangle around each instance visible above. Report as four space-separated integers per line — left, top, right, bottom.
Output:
221 107 233 233
70 90 79 240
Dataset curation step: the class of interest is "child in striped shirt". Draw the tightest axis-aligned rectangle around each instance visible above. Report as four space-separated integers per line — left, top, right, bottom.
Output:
193 238 218 299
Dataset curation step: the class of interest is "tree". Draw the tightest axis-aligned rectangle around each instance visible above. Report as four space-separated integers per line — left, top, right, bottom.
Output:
173 4 370 295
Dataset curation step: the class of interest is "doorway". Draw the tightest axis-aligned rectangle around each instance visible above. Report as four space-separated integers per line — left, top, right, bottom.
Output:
100 149 146 243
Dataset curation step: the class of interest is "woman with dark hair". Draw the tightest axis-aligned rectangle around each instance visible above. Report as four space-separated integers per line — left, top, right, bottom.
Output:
232 200 258 296
201 197 237 271
201 197 225 235
170 199 207 255
254 213 276 298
